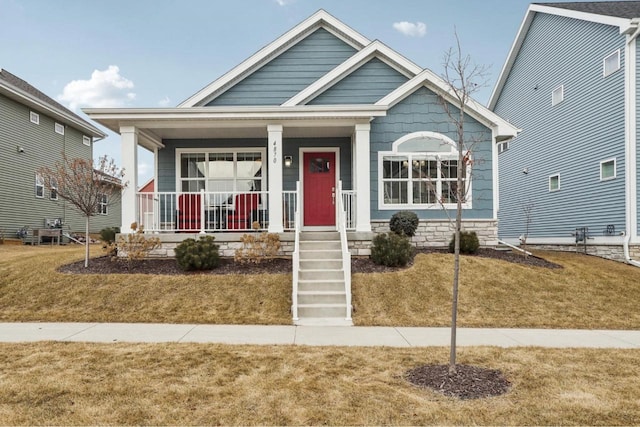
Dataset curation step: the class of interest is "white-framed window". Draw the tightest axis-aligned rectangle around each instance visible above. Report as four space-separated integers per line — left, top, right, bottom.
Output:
30 111 39 124
600 158 616 181
498 141 509 154
54 122 65 135
603 49 621 77
35 173 44 198
177 148 265 195
83 135 91 146
549 174 560 192
96 194 108 215
552 85 564 106
378 131 471 210
50 177 58 200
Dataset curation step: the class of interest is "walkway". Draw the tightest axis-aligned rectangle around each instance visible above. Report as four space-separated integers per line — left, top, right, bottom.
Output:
0 323 639 348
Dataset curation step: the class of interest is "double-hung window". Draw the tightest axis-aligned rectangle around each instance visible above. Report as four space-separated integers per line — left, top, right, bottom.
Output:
35 173 44 198
378 132 471 209
50 177 58 200
96 194 108 215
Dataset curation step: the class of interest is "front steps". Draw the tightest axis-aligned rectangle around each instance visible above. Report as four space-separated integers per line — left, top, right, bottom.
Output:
294 231 352 326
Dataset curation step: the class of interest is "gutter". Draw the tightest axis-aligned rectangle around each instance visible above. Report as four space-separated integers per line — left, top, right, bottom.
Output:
624 18 640 267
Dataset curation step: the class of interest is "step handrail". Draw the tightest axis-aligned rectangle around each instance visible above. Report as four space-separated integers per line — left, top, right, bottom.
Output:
336 181 352 321
292 181 301 321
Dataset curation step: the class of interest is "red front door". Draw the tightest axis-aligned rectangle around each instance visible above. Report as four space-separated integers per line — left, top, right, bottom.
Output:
303 152 336 226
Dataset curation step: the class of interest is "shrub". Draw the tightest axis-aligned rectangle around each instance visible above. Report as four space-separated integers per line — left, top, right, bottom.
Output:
448 231 480 255
234 228 281 264
113 223 162 270
389 211 419 237
174 235 220 271
100 226 120 256
370 232 413 267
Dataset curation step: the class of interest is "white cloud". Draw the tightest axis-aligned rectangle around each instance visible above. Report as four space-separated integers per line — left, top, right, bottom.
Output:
275 0 295 5
392 21 427 37
58 65 136 111
158 96 171 107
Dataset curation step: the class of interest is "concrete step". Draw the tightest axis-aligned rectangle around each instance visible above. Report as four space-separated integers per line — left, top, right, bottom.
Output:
299 249 342 260
299 241 341 251
298 291 346 305
300 232 340 241
299 269 344 281
297 304 348 318
299 259 342 270
298 280 345 292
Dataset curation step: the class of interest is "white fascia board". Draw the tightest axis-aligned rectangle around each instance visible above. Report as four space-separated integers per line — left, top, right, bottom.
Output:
489 5 632 110
377 69 519 140
282 40 421 107
0 82 107 138
177 9 371 108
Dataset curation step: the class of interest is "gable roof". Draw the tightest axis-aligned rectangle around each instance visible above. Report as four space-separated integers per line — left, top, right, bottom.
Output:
178 9 371 107
0 68 106 138
488 1 640 110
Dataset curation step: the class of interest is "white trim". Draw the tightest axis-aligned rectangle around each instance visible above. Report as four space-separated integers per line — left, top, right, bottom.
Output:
599 157 617 181
298 147 340 230
529 4 631 30
54 122 65 135
391 131 456 151
549 173 561 192
82 135 91 147
603 49 621 77
625 34 638 242
29 111 39 124
376 69 520 140
282 40 421 106
552 85 564 106
178 10 370 107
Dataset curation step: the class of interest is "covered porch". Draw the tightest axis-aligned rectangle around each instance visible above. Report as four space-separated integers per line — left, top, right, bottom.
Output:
85 106 385 236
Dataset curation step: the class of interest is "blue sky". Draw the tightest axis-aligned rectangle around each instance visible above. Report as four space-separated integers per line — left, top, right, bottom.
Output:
1 0 551 184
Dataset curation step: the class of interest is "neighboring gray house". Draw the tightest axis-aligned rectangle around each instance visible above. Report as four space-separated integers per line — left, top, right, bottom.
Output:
489 1 640 265
0 69 120 239
86 10 517 325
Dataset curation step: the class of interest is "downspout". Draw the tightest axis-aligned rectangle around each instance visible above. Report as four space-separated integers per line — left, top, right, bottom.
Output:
624 19 640 267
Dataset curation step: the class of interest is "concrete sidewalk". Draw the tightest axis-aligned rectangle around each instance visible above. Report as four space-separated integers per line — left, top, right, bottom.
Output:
0 323 639 348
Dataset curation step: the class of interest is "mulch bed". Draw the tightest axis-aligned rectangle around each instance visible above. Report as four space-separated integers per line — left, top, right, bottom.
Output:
405 364 511 400
58 248 561 275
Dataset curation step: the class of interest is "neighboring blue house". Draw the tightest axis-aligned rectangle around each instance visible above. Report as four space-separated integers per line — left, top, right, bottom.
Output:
86 10 517 324
489 1 640 266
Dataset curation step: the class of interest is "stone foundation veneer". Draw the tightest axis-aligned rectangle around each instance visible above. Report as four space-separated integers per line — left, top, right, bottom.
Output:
527 243 640 264
138 219 498 258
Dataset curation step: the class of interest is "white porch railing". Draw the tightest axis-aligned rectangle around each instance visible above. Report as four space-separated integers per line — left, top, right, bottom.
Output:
291 182 301 321
341 190 356 231
337 181 352 321
136 190 299 233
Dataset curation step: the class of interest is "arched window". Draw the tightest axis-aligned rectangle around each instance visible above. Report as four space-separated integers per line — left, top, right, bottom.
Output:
377 132 471 209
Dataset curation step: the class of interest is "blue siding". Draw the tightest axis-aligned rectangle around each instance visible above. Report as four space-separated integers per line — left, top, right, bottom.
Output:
308 57 409 105
206 28 357 106
637 41 640 235
370 86 494 221
493 13 626 239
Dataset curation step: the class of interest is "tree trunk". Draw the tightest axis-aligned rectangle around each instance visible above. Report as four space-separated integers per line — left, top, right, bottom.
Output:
84 216 90 268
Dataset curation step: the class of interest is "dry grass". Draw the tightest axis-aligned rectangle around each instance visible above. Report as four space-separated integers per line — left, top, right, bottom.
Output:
3 245 640 329
0 342 638 425
0 245 290 324
353 251 640 329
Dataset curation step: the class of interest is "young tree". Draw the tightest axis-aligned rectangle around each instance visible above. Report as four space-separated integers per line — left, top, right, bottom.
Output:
439 32 490 375
38 155 125 268
521 201 535 258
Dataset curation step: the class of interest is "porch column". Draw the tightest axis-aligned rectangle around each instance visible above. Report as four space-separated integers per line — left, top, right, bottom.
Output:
120 126 139 233
354 123 372 232
267 124 284 233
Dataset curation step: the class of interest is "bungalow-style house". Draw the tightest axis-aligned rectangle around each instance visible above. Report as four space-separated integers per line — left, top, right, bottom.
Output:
489 1 640 266
86 10 518 324
0 69 121 241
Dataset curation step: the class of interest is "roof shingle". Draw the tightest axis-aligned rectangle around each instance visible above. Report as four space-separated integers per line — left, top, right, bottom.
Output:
535 1 640 19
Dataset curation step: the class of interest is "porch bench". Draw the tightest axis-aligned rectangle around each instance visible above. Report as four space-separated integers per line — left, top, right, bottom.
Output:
31 228 62 245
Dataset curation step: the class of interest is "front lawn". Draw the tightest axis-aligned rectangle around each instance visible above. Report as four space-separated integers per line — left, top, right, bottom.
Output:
1 245 640 328
0 343 638 425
